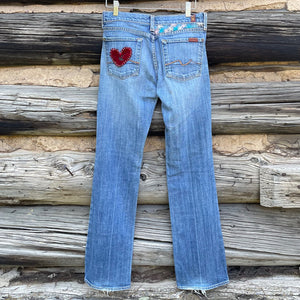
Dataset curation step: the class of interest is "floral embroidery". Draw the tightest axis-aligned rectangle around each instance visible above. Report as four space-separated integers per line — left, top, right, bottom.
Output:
110 47 132 67
154 22 203 35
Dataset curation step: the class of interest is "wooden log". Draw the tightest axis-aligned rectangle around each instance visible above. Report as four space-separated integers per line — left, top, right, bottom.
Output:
0 204 299 267
207 11 300 65
260 164 300 208
2 142 300 205
1 266 300 299
0 85 98 136
0 11 299 66
1 81 300 135
211 81 300 134
0 150 95 205
0 147 298 205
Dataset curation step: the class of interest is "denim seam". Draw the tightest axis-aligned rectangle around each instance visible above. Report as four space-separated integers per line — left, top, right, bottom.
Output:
151 38 158 72
85 180 96 254
161 38 203 81
153 15 205 24
104 37 142 41
103 11 206 24
104 19 149 25
177 278 230 291
156 21 204 25
155 21 204 25
203 12 207 31
103 14 206 23
103 23 205 30
103 27 205 37
164 92 207 130
87 11 228 292
85 277 131 291
165 70 202 82
158 27 206 36
103 26 150 38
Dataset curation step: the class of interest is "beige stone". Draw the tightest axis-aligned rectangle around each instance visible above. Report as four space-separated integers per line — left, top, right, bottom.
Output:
0 0 286 13
0 62 299 87
0 65 94 88
210 70 282 83
0 4 104 14
278 70 300 81
287 0 300 10
210 69 300 83
0 136 95 153
0 135 136 154
0 134 272 154
144 136 165 152
212 134 269 154
210 62 300 83
197 0 286 11
0 135 161 153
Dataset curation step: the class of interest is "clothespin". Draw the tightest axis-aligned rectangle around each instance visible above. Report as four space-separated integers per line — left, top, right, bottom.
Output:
185 2 191 17
113 0 119 16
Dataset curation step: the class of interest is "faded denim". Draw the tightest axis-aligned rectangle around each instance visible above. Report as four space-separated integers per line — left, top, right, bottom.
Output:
84 11 229 292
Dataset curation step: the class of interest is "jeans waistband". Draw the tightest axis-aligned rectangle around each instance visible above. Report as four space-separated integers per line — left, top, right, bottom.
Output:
102 11 207 31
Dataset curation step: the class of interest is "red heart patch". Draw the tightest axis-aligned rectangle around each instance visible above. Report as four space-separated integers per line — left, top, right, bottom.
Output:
110 47 132 67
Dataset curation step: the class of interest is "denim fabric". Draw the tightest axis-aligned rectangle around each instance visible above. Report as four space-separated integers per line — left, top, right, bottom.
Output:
84 11 229 292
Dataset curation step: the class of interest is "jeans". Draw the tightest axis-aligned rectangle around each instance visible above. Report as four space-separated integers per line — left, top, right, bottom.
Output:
84 11 229 292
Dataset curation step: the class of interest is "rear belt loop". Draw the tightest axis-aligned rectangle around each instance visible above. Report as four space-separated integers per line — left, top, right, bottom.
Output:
150 14 155 32
203 12 207 31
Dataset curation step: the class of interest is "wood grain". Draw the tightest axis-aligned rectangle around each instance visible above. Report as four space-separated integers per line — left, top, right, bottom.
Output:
0 204 299 266
2 146 300 205
1 81 300 135
3 128 300 206
1 266 299 299
0 11 299 65
260 164 300 208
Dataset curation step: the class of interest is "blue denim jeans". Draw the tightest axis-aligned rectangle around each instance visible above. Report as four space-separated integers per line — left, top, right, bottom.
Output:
84 11 229 292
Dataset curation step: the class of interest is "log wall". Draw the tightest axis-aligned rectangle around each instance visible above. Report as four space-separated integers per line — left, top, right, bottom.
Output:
0 1 300 299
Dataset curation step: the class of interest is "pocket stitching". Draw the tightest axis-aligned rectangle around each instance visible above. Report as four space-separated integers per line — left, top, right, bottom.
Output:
161 37 205 81
104 37 143 80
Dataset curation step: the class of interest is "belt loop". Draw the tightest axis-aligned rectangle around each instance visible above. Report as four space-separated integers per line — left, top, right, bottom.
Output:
203 12 207 31
101 13 104 28
150 14 155 32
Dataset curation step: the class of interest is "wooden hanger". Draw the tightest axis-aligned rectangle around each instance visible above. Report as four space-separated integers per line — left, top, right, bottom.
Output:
105 0 197 17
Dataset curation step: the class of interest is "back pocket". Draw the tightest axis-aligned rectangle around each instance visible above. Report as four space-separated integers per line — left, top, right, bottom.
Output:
104 37 143 80
161 37 205 81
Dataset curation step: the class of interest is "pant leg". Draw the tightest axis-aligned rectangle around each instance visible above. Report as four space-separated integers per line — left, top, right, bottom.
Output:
157 34 229 290
84 32 157 291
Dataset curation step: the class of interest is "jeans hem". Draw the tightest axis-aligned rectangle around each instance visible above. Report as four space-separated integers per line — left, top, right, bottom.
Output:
84 277 131 291
177 278 229 291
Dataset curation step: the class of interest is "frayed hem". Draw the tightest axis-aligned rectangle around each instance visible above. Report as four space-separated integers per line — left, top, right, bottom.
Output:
193 289 208 298
84 277 131 292
177 278 229 291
